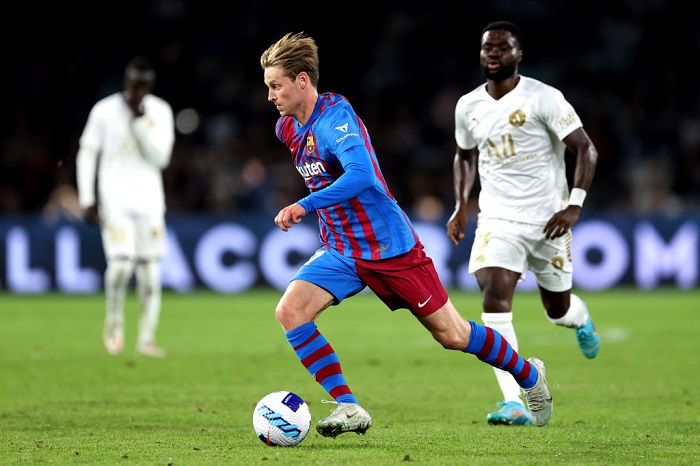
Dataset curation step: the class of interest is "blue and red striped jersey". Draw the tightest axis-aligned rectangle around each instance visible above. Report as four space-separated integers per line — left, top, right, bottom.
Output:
275 92 418 260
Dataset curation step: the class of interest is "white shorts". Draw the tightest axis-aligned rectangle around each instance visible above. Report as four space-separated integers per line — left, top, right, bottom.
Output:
100 207 166 261
468 217 573 292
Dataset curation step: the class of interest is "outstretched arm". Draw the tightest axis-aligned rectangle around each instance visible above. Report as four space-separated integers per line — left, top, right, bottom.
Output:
296 145 374 213
275 145 374 232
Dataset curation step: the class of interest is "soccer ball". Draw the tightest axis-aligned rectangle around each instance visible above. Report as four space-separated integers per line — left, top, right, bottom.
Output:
253 390 312 446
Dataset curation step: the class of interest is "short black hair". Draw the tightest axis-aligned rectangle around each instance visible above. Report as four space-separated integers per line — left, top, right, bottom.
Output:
482 21 523 49
124 55 156 81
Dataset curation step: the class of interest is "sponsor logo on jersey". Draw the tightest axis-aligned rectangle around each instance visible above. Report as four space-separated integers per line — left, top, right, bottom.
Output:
559 111 579 128
296 161 327 180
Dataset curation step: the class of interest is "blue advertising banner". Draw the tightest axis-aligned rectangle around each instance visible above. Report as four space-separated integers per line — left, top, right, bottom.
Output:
0 212 697 293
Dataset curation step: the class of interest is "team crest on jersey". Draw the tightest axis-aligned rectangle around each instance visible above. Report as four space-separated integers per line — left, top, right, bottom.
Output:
509 110 526 127
306 135 315 154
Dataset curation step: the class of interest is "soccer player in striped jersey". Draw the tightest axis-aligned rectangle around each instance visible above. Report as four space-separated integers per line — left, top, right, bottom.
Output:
261 32 553 438
447 21 600 426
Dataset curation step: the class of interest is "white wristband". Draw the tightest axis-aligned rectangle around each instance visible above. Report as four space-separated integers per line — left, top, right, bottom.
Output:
568 188 587 207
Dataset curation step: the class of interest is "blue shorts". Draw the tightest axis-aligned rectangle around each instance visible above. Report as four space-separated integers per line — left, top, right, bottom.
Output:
293 244 448 317
293 248 365 303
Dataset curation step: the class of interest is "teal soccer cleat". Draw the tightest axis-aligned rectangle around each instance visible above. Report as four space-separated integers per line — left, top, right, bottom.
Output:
576 316 600 359
486 401 533 426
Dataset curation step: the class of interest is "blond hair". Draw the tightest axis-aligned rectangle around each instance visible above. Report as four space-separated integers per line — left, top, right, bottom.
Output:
260 32 319 88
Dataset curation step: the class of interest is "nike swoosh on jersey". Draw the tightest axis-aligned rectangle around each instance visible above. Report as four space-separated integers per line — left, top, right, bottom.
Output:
418 296 433 308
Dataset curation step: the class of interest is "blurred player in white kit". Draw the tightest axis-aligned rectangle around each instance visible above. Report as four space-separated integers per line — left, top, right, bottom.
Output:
76 56 175 357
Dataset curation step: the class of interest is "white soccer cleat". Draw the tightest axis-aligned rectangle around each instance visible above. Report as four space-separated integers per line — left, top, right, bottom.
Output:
316 401 372 438
103 324 124 356
136 343 166 358
522 357 553 426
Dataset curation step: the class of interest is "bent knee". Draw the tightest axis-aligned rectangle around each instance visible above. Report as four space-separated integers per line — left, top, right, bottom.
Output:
274 303 290 326
275 301 311 331
482 296 511 314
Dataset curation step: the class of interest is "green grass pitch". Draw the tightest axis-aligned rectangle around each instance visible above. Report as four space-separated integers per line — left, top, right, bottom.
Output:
1 288 699 465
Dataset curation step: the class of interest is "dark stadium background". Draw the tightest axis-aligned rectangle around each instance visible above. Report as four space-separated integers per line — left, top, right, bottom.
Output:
4 1 698 218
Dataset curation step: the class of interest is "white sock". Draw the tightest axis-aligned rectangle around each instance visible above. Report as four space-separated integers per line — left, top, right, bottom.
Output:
136 261 162 347
481 312 524 405
104 259 133 330
547 293 589 328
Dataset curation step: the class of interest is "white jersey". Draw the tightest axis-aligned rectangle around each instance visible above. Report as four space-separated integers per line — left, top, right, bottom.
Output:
76 92 175 214
455 76 582 225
